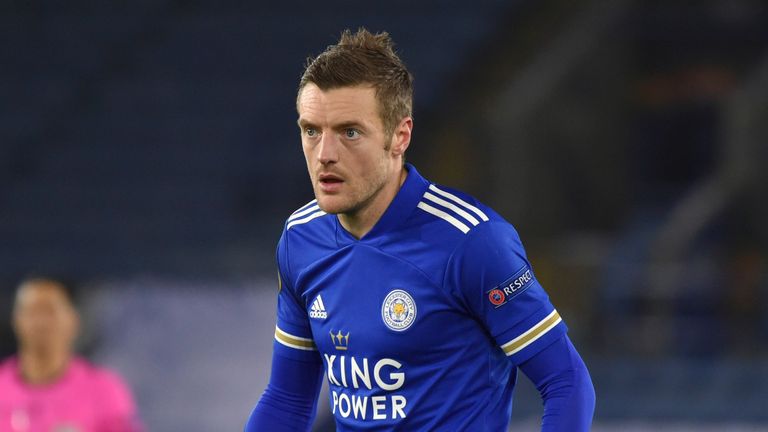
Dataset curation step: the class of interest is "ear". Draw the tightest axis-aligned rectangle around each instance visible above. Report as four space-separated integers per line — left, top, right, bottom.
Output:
390 116 413 158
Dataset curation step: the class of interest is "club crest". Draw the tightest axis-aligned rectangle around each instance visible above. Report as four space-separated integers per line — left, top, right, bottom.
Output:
381 289 417 331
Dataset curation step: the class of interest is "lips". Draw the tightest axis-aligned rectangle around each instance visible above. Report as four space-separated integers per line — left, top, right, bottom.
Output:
318 173 344 193
319 173 344 183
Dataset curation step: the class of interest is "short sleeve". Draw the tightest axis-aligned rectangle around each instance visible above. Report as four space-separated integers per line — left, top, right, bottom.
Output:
446 221 567 365
272 232 320 361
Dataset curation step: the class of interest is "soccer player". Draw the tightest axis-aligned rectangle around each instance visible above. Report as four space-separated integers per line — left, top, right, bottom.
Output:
245 29 595 431
0 277 141 432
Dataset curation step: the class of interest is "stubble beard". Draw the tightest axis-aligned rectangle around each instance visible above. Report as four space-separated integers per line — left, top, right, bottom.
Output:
314 157 391 218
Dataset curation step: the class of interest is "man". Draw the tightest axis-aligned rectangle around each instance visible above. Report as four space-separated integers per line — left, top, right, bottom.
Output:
0 278 141 432
246 29 595 431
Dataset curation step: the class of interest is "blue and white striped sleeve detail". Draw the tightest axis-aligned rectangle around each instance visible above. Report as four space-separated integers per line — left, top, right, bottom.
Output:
417 184 489 234
286 199 327 230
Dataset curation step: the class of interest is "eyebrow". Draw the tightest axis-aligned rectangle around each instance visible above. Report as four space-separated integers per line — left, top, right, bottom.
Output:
334 121 366 131
296 119 367 131
297 118 314 129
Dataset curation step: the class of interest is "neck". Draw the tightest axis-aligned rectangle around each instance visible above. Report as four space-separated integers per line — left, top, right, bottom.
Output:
338 167 408 239
18 348 71 385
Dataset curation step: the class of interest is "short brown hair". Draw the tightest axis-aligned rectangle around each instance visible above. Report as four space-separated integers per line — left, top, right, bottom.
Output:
298 28 414 137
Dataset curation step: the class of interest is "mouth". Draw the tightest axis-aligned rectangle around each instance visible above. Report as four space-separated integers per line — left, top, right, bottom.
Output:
319 173 344 184
318 173 344 192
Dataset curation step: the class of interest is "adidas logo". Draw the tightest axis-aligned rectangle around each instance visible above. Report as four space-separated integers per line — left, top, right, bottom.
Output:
309 295 328 320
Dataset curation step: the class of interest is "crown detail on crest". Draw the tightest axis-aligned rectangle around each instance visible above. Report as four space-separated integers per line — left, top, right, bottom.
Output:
330 330 349 350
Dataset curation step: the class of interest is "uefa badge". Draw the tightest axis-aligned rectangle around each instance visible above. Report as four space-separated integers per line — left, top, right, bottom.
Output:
381 289 417 331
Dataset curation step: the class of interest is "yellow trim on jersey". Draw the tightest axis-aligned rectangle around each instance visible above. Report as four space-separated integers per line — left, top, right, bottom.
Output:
500 310 562 356
277 269 283 292
274 326 316 351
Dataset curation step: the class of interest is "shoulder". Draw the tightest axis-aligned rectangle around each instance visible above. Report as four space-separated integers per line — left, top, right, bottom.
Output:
0 355 16 369
412 182 512 247
277 199 336 279
73 357 132 397
410 183 530 284
0 356 18 379
282 199 332 232
72 358 137 419
279 199 335 246
0 357 22 401
390 182 519 286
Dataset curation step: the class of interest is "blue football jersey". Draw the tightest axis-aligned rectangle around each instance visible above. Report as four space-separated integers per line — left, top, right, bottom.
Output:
272 164 567 431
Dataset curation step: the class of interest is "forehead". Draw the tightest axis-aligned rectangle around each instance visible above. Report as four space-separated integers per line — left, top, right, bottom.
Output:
297 84 380 126
15 282 71 308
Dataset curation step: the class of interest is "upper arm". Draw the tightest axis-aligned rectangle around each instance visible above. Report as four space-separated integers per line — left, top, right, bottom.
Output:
246 234 325 431
273 233 321 362
446 221 568 365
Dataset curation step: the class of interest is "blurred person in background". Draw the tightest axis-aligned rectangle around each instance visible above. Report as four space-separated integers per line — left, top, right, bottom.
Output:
245 28 594 431
0 277 141 432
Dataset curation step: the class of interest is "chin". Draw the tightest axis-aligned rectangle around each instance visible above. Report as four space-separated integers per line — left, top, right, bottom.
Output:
316 196 348 215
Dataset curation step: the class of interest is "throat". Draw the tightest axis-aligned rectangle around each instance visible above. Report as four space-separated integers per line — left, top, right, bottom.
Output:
19 351 71 385
337 169 408 239
337 209 377 240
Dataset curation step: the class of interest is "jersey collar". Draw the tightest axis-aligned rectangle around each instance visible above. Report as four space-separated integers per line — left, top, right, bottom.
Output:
335 163 429 245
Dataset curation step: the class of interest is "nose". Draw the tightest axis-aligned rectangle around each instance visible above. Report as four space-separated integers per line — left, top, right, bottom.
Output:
317 132 339 165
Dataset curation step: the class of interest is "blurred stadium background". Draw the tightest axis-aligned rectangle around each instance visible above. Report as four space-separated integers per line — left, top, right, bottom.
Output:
1 0 767 430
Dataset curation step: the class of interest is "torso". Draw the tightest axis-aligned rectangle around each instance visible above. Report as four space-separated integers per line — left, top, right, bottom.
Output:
0 357 127 432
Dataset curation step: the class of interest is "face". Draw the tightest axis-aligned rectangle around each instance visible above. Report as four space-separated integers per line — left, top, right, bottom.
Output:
12 281 79 355
297 84 411 216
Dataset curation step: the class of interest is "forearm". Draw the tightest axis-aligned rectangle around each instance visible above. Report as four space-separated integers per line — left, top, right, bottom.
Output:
519 335 596 432
245 352 324 432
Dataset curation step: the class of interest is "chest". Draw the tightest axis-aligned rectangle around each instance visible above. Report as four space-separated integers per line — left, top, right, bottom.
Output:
296 246 474 362
0 380 99 432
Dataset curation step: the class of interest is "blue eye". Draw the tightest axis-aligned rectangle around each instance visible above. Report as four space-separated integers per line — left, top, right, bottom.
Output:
305 128 317 137
344 129 360 139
